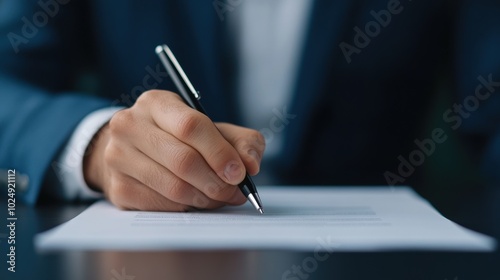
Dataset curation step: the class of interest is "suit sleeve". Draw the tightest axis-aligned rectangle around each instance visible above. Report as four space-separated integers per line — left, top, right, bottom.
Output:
454 0 500 186
0 0 110 204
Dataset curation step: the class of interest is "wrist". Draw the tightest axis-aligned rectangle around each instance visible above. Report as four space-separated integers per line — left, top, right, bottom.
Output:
83 123 110 192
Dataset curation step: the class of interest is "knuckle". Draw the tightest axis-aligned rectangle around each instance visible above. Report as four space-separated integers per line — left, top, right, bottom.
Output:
238 130 266 155
164 90 183 102
171 148 198 176
208 189 234 202
165 180 190 201
103 141 121 167
244 130 266 149
138 90 182 110
204 181 234 201
109 109 133 135
207 145 229 164
191 191 211 208
174 111 207 140
252 130 266 148
137 89 160 104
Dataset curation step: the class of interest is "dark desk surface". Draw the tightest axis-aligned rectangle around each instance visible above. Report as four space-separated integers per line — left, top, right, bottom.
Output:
2 188 500 280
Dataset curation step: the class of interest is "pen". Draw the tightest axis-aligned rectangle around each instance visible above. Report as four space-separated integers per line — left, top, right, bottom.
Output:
155 44 264 214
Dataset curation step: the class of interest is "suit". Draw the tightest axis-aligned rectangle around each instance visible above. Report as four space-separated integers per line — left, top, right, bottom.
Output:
1 0 499 205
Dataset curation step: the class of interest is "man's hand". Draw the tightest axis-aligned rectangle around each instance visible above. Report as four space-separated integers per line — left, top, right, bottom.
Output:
83 90 265 211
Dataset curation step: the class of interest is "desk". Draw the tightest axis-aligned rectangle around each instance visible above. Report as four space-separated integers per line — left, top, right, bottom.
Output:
2 188 499 280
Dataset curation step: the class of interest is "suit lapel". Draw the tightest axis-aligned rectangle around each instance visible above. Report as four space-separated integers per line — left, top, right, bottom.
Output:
280 0 356 168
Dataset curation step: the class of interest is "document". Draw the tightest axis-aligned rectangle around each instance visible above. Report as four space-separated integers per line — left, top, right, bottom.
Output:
35 187 496 251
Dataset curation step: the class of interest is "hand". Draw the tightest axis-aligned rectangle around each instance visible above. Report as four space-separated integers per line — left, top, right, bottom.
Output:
83 90 265 211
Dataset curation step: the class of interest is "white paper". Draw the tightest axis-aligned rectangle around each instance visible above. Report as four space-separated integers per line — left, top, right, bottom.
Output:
35 186 496 251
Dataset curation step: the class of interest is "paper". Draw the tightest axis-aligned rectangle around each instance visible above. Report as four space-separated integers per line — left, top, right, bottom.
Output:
35 187 496 251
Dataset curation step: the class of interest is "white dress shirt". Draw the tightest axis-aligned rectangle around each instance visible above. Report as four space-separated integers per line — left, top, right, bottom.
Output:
235 0 312 158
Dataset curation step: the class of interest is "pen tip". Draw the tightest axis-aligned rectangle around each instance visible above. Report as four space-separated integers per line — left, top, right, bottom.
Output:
247 193 264 214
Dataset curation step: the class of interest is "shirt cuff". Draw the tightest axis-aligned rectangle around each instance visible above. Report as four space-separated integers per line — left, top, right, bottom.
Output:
54 107 124 200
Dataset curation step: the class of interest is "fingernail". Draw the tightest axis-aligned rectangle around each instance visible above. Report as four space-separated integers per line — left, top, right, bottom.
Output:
224 161 243 183
248 149 261 164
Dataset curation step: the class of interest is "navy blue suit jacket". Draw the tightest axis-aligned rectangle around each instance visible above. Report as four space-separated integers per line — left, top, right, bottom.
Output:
1 0 499 205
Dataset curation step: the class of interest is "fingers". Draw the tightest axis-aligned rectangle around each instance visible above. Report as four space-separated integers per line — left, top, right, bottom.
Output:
144 91 247 185
216 123 265 176
119 120 245 205
99 90 263 212
105 139 234 209
108 107 247 205
106 173 191 212
107 173 244 211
